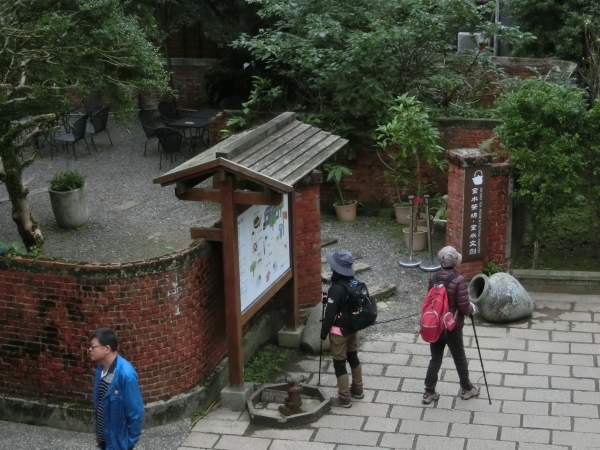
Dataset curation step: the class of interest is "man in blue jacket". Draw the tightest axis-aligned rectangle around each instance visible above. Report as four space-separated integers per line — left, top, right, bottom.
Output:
89 328 144 450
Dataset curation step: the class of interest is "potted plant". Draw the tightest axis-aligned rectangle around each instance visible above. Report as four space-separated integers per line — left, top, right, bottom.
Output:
324 163 357 221
48 170 89 228
374 94 446 248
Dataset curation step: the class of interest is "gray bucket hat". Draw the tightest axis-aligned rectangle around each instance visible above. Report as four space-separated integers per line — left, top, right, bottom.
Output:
326 249 355 276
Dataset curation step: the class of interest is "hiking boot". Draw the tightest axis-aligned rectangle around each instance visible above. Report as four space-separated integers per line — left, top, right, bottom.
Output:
350 385 364 399
422 391 440 404
330 395 352 408
461 384 480 400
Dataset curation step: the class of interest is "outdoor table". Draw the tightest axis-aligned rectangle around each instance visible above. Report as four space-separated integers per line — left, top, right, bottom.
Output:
188 108 223 119
169 116 210 148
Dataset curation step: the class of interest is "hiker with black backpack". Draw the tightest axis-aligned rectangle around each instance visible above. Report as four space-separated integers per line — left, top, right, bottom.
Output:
321 249 376 408
422 246 480 404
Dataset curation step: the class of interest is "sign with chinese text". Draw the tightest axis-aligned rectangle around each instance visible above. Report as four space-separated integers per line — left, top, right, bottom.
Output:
237 195 290 311
461 166 490 261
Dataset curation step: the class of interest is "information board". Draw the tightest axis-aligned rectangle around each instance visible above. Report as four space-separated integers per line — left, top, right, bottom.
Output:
462 166 490 261
237 195 290 311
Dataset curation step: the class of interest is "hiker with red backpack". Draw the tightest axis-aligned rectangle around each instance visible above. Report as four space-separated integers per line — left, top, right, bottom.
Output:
422 246 480 404
320 249 366 408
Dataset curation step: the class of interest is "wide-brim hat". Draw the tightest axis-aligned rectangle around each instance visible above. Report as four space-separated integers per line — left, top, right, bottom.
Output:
326 249 355 276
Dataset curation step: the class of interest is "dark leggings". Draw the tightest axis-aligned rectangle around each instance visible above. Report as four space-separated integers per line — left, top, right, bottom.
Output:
424 328 472 393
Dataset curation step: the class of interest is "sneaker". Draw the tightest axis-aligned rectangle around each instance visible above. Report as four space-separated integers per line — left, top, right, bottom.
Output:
461 384 480 400
350 386 364 399
330 395 352 408
422 391 440 404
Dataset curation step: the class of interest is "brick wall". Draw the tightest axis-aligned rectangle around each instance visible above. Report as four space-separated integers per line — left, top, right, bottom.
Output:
140 59 217 111
294 184 322 309
0 184 323 407
0 241 225 404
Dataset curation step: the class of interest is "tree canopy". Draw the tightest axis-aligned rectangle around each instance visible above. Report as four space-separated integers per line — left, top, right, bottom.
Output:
233 0 526 136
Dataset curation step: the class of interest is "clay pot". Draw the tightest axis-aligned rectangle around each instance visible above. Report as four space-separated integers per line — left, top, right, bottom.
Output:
402 226 427 251
49 185 89 229
468 272 534 323
334 200 357 221
393 203 410 225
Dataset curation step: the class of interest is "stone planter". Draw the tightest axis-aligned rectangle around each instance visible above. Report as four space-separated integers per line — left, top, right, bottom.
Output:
468 272 534 323
402 226 427 251
334 200 357 221
49 185 89 229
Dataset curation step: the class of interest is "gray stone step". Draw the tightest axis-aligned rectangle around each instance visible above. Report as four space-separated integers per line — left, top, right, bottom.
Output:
321 236 338 248
369 282 397 300
321 262 371 283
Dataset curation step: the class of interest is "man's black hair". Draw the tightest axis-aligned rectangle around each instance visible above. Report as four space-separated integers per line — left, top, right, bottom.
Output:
91 328 118 351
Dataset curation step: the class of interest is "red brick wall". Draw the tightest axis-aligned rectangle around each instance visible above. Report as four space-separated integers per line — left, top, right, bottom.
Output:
140 61 216 111
0 186 323 406
0 241 225 404
294 184 322 309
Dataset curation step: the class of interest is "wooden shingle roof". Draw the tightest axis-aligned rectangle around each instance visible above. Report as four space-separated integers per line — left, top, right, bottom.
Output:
153 112 348 192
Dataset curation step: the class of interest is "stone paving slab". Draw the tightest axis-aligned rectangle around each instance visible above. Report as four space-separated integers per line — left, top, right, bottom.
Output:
176 293 600 450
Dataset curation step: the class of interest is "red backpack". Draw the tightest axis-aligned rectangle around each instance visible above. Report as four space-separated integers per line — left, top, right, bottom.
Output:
420 273 458 343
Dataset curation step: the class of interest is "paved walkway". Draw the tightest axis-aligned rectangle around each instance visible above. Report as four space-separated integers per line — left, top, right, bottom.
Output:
177 292 600 450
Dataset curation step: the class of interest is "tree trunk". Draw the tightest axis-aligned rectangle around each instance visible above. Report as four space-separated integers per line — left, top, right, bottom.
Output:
532 239 540 270
0 149 44 251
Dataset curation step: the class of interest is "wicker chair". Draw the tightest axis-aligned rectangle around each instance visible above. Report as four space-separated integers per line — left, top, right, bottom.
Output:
138 109 161 155
85 106 113 151
155 127 195 169
51 114 90 160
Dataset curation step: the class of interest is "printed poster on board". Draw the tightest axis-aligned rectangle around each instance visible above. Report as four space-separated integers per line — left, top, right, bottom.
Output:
237 195 290 311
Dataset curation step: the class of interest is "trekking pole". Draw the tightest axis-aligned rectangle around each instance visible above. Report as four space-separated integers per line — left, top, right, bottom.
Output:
470 314 492 404
318 297 326 386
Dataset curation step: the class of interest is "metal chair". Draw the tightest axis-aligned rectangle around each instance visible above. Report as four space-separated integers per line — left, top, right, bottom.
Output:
51 114 90 160
138 109 161 156
218 96 244 110
85 106 113 151
157 101 182 124
155 127 195 169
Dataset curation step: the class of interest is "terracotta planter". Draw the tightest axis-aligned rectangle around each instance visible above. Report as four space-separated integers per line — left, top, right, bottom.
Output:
334 201 357 221
402 226 428 251
49 185 89 229
393 204 410 225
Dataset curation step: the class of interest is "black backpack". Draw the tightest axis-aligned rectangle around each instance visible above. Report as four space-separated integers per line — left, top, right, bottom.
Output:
334 278 378 333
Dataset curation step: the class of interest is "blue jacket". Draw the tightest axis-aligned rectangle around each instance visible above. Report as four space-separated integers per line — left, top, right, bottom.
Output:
93 355 144 450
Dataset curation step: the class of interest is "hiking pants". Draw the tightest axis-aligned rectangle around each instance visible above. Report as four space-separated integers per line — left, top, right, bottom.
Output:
424 328 471 393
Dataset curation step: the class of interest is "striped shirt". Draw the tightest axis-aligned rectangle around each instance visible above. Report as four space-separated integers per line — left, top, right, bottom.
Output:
96 359 116 446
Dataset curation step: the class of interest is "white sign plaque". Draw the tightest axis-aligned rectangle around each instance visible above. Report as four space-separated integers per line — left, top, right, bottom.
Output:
237 195 290 311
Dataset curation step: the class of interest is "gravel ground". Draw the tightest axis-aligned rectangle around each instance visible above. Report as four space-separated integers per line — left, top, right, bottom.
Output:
0 418 190 450
0 116 220 263
320 214 439 335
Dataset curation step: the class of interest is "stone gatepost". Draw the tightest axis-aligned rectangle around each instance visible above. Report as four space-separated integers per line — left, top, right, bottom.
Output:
446 148 513 278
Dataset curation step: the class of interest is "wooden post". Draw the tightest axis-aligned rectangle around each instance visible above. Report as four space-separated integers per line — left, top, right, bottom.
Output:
220 174 244 387
286 189 300 329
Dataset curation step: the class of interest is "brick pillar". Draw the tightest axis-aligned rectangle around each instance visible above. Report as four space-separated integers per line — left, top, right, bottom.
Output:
293 172 323 309
446 149 512 279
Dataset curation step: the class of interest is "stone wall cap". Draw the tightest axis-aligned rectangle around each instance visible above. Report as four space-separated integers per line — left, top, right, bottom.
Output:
447 148 493 167
513 269 600 281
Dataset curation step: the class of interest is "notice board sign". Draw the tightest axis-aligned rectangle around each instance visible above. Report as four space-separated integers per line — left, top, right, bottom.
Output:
237 195 290 311
462 166 490 261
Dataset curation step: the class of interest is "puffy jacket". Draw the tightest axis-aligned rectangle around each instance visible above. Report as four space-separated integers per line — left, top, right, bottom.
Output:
320 273 356 339
93 355 144 450
428 268 473 329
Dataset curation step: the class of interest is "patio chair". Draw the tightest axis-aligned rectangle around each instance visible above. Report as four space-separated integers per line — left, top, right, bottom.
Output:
158 101 182 124
138 109 161 156
85 106 113 151
155 127 196 169
218 96 244 111
51 114 90 160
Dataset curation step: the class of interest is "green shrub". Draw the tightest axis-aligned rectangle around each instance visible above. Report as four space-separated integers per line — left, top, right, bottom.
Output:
49 170 86 192
483 261 503 276
244 344 298 384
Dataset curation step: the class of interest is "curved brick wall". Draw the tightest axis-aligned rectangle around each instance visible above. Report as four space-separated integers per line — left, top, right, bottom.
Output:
0 240 226 405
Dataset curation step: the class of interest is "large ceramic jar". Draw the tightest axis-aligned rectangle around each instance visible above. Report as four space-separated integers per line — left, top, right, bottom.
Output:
468 272 534 323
